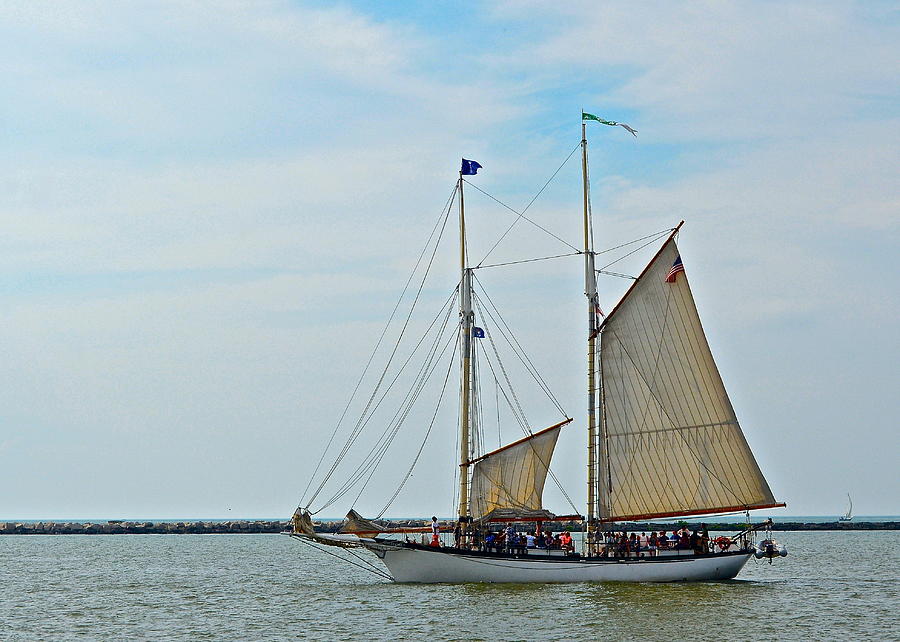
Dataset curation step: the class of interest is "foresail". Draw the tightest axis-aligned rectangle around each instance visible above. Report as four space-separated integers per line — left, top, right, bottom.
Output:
598 238 778 521
469 421 566 520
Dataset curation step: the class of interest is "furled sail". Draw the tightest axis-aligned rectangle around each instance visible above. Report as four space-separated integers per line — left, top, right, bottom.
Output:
597 238 780 521
469 419 570 521
340 509 387 535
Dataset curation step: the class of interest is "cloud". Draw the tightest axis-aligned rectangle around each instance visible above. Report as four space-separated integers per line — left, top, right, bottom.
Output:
498 1 899 140
1 1 897 517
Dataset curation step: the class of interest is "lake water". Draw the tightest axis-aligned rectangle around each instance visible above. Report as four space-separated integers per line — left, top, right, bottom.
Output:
2 531 897 640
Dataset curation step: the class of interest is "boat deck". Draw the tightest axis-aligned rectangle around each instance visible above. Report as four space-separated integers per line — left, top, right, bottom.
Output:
374 539 749 563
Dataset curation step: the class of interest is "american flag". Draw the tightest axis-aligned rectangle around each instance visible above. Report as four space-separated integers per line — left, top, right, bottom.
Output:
664 255 684 283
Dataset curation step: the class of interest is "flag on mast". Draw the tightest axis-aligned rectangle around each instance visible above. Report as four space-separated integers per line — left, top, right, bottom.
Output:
582 112 637 137
461 159 483 175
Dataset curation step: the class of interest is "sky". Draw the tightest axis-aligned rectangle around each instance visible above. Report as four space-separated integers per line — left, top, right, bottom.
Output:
1 1 897 520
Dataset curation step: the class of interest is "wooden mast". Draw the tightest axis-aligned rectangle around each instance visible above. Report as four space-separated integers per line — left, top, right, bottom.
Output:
458 171 474 521
582 122 599 537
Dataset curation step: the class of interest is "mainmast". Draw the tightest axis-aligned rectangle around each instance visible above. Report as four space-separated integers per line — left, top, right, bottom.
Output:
582 123 600 533
458 172 474 521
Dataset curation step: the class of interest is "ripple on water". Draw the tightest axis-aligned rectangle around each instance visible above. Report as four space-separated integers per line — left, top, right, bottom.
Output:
1 531 898 639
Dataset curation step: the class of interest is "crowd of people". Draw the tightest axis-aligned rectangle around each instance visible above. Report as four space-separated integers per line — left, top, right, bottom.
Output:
475 526 575 554
425 518 733 558
596 526 723 557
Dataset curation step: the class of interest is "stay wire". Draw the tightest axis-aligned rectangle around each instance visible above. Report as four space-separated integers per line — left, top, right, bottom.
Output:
477 337 530 434
312 285 458 512
293 537 392 581
473 330 579 515
598 229 675 271
474 290 561 420
345 321 460 512
302 184 458 508
472 297 531 431
306 191 456 511
375 329 460 518
472 274 566 415
475 251 581 270
319 291 460 512
594 228 675 257
475 142 582 266
471 285 578 514
463 180 580 256
348 311 459 509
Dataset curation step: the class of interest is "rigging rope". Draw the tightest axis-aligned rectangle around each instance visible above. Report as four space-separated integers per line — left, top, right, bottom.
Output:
471 275 567 415
597 270 637 280
317 291 460 513
470 286 579 515
344 312 460 510
475 251 581 270
463 180 580 254
292 536 393 581
301 184 458 508
475 142 582 266
598 229 674 271
305 193 456 511
595 228 676 257
375 331 460 518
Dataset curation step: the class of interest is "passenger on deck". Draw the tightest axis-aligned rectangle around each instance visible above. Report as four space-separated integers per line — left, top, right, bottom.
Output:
679 530 690 550
656 532 667 550
495 530 506 553
670 530 680 547
516 533 528 555
526 532 536 549
505 525 516 553
629 532 638 557
606 531 616 557
454 521 462 548
484 532 496 552
690 529 701 554
559 531 573 553
649 532 658 556
544 531 554 549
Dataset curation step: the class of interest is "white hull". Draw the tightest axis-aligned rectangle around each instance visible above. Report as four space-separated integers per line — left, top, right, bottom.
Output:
363 542 751 583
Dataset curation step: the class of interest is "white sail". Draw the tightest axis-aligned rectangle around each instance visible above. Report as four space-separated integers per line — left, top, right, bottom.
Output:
469 421 568 520
598 237 779 521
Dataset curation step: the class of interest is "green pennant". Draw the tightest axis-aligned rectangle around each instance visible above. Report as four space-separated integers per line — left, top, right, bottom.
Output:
582 112 638 137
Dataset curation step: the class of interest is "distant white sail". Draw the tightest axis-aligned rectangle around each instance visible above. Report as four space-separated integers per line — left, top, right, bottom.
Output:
469 421 567 520
598 238 778 521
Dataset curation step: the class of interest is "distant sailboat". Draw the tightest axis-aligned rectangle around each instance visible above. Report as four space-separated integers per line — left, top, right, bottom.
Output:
291 115 788 582
839 494 853 522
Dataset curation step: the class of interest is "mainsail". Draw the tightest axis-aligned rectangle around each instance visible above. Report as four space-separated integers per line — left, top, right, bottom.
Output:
469 419 570 521
597 237 781 521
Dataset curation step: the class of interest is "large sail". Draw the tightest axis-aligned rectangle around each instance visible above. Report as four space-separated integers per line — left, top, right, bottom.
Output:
469 420 569 521
597 237 780 521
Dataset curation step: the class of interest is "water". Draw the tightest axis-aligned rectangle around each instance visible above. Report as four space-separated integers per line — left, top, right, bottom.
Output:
2 531 897 640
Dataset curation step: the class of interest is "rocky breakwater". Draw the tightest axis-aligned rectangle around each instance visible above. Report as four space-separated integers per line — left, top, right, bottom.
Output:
3 519 896 535
0 521 291 535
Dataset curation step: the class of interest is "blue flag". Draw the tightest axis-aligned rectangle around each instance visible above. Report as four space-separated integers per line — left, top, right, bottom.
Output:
473 327 485 338
461 159 482 175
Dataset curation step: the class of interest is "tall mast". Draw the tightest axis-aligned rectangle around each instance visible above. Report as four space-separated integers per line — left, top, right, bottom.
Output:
458 172 474 520
583 123 599 531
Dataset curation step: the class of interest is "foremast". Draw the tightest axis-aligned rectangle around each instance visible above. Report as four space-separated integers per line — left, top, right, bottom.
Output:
457 172 474 521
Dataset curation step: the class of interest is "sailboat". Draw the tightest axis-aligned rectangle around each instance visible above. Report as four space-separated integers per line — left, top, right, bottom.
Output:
839 494 853 521
291 117 786 582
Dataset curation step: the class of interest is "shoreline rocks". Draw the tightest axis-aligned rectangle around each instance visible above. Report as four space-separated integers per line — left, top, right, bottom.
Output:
1 519 896 535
